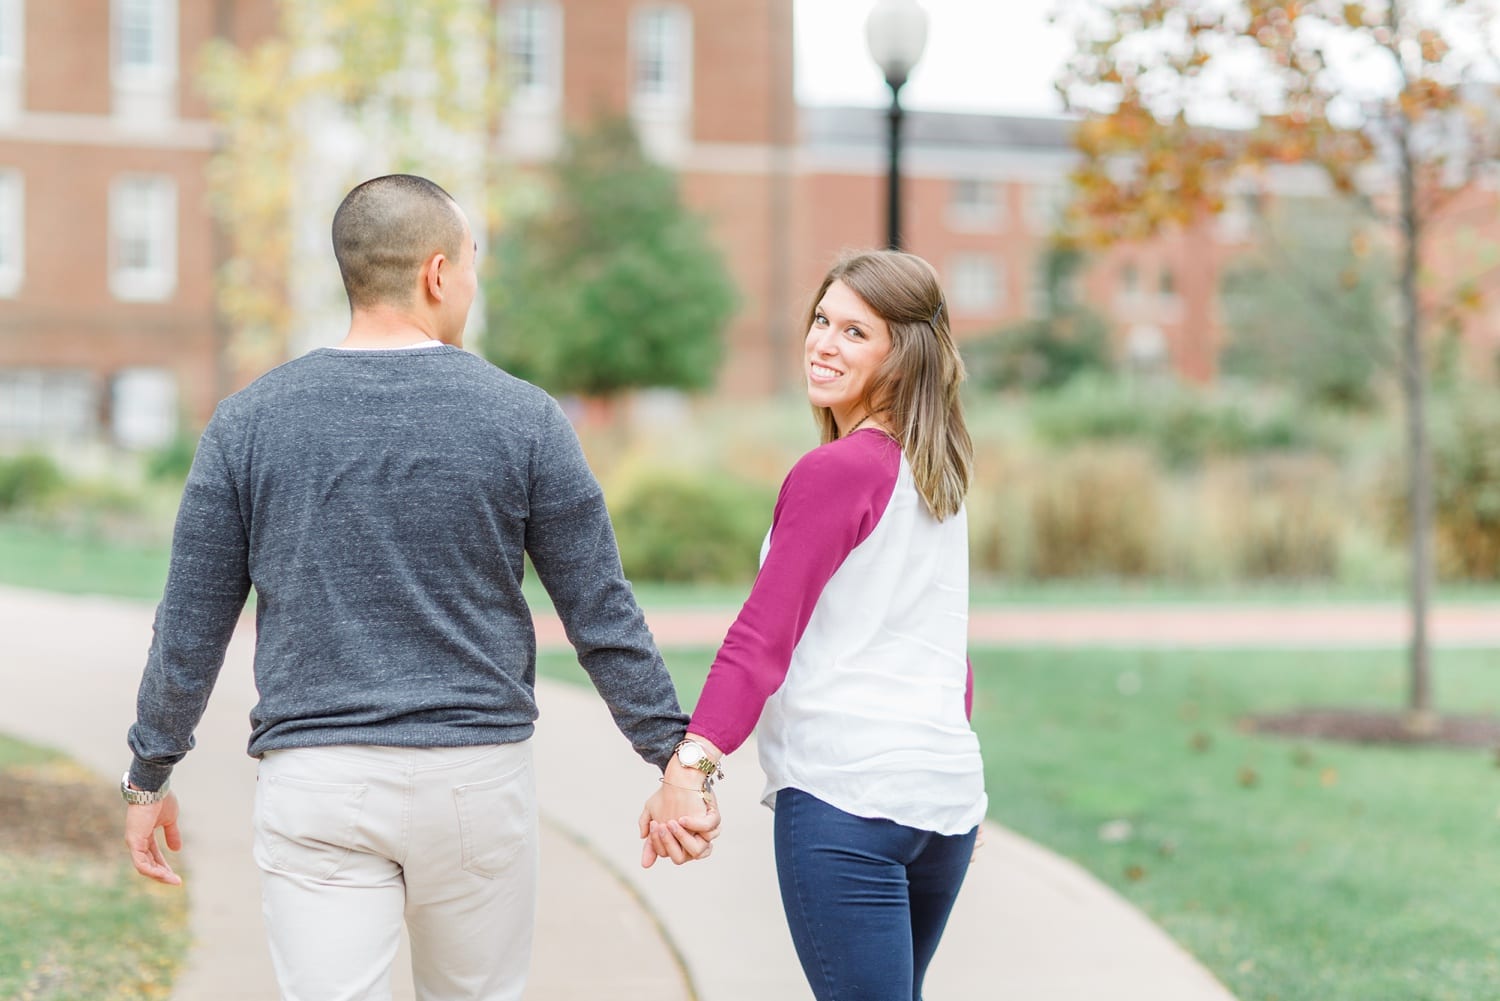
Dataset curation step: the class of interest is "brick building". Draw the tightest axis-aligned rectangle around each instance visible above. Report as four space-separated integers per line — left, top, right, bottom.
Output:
11 0 1471 447
0 0 276 446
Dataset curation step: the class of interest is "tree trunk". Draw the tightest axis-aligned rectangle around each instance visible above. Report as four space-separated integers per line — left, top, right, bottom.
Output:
1396 113 1435 731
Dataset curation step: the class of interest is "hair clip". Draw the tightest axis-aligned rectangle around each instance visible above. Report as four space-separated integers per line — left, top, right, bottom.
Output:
930 302 945 327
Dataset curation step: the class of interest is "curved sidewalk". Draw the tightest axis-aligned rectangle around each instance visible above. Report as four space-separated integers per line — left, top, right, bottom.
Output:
3 585 1236 1001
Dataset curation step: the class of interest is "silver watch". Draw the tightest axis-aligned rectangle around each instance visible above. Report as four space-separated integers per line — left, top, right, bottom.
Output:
120 771 170 806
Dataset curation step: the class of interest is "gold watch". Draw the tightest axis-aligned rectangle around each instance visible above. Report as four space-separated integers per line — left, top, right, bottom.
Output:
673 739 724 782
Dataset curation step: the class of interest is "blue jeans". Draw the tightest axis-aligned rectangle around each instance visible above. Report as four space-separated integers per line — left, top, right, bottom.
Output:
773 787 978 1001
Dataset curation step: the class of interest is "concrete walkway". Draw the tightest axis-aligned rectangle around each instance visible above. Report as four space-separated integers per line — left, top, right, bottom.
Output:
3 585 1240 1001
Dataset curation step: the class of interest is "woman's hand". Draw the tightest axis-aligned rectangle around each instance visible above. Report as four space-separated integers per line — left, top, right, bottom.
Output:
638 733 725 868
638 780 721 868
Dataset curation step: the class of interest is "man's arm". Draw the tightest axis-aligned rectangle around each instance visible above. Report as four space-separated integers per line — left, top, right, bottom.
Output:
523 400 688 770
124 421 251 880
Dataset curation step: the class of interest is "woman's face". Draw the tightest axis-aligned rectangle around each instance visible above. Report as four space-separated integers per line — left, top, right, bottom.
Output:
804 280 893 432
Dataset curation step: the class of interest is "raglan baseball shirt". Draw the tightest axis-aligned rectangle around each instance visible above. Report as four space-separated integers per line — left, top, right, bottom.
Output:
688 428 987 836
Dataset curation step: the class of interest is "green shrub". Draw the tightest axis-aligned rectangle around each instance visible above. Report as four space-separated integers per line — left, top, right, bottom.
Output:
610 472 775 584
146 434 199 482
0 453 64 511
1417 391 1500 580
1029 375 1311 468
964 311 1113 392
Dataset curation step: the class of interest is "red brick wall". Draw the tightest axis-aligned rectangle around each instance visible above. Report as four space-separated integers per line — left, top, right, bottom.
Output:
26 0 111 115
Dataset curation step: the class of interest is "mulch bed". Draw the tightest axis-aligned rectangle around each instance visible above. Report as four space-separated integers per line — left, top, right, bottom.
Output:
0 764 119 857
1247 708 1500 749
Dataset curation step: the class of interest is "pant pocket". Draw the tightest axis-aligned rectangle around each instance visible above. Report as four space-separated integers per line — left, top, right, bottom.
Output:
453 758 533 880
255 773 368 881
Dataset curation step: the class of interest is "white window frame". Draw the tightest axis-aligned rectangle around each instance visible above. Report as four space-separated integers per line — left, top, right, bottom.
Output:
631 6 692 110
503 1 562 108
112 366 179 449
111 0 177 120
0 0 22 119
947 178 1002 232
113 0 176 85
1027 181 1064 232
0 369 98 441
948 254 1003 316
109 174 177 302
0 168 21 298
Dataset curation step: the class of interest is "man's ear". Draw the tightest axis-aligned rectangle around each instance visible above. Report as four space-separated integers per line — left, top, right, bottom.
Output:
423 252 448 303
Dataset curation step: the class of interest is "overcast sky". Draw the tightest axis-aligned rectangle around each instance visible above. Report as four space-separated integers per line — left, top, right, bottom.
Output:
793 0 1074 116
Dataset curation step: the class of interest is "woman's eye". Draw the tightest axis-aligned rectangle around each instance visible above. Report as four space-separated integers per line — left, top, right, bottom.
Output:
814 313 829 326
846 327 864 339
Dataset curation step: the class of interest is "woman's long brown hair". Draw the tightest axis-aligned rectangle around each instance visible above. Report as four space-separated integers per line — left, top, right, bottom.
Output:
806 251 972 521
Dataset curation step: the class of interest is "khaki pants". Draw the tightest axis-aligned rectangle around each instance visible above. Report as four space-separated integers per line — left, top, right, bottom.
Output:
253 742 537 1001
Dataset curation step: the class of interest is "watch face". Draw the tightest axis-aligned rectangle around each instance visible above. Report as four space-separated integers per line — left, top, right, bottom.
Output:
678 743 705 766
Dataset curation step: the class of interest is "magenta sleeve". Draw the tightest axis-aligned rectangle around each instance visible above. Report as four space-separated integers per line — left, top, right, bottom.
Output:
687 433 899 755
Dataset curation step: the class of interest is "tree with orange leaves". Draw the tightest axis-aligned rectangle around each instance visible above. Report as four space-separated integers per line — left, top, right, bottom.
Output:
1055 0 1500 729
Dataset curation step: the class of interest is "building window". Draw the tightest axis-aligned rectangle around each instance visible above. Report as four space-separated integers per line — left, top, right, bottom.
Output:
632 6 691 106
110 175 177 302
112 0 177 120
112 367 178 449
0 168 20 298
503 1 561 104
949 254 1002 315
1217 191 1257 242
1027 181 1065 232
1159 269 1181 319
0 370 99 441
948 179 1001 231
0 0 21 119
630 6 692 161
115 0 174 77
1159 270 1176 299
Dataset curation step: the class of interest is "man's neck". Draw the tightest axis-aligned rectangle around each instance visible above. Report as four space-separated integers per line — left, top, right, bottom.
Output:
339 306 451 350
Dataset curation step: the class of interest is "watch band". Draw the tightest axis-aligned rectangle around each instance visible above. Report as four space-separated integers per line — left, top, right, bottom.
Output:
673 739 725 782
120 771 170 806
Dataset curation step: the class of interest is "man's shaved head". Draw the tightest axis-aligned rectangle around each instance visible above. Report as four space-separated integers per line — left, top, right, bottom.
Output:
332 175 467 310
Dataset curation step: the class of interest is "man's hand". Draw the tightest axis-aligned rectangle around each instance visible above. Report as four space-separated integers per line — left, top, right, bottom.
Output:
125 792 183 886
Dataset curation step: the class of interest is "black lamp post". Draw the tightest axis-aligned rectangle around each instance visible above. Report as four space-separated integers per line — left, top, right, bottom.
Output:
865 0 929 252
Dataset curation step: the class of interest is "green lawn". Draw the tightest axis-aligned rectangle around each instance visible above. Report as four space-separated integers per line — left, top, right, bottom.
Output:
9 519 1499 611
0 735 188 1001
0 523 169 603
539 646 1500 1001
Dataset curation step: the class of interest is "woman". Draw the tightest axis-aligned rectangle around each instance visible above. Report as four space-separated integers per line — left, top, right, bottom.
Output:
650 250 986 1000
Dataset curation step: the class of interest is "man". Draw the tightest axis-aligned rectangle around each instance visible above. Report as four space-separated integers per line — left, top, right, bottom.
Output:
123 175 718 1001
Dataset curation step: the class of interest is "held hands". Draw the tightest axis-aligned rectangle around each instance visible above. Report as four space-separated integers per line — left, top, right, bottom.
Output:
124 792 183 886
638 735 724 869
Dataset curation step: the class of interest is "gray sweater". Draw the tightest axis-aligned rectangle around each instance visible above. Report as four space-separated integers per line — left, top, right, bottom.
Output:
127 346 688 790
